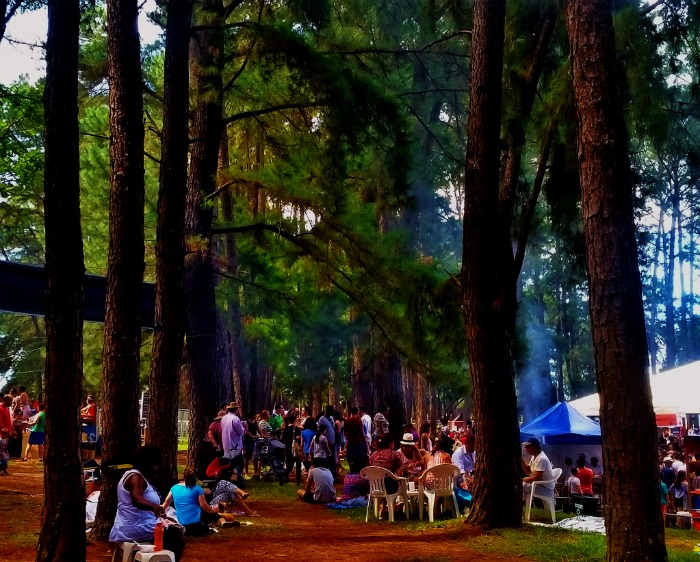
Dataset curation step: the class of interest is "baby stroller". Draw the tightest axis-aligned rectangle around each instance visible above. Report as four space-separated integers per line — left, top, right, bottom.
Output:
256 437 288 484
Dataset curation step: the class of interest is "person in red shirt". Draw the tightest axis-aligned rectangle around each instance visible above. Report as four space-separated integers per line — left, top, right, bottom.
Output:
576 457 594 494
0 395 16 438
81 396 97 423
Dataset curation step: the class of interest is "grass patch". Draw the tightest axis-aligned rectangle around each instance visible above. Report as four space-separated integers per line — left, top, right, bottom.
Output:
177 437 188 452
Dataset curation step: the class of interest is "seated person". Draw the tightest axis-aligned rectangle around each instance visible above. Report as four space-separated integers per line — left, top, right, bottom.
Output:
398 433 424 480
521 437 554 498
576 457 594 495
424 434 455 490
297 457 336 504
369 435 403 494
451 435 475 483
109 446 184 561
162 470 222 536
340 461 370 500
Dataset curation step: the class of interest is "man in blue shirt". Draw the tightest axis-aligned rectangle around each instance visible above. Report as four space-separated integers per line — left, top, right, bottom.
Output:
452 435 475 477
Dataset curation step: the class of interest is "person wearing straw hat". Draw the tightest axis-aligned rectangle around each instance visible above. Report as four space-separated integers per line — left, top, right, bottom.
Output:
398 432 424 480
221 402 245 484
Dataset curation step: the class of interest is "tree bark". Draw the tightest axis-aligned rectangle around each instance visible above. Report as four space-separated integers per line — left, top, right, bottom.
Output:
566 1 667 560
185 0 227 475
462 0 523 529
664 165 679 367
91 0 145 539
146 0 193 494
36 0 85 559
219 129 249 411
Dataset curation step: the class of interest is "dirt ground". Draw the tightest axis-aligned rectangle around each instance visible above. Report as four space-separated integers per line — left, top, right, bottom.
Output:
0 458 531 562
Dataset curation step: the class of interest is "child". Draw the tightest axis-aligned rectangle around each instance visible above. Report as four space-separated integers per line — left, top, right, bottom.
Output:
0 427 10 475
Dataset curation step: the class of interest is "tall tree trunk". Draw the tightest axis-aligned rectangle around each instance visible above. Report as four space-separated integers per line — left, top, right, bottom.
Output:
648 210 663 373
566 1 667 560
146 0 193 494
91 0 145 538
37 0 85 558
185 0 226 476
350 305 372 408
219 129 249 411
664 166 678 367
462 0 522 529
30 316 44 402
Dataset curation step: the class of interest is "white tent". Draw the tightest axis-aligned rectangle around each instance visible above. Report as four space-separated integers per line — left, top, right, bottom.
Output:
569 361 700 417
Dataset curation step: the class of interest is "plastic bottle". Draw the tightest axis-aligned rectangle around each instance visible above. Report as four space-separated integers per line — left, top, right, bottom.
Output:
154 520 164 551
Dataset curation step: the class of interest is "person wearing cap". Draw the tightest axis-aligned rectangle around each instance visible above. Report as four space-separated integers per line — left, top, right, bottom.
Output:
521 437 555 498
661 456 676 488
221 402 245 484
207 410 226 454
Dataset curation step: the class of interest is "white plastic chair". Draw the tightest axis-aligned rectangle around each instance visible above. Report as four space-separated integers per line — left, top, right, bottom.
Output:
524 467 563 524
360 466 409 522
417 463 461 522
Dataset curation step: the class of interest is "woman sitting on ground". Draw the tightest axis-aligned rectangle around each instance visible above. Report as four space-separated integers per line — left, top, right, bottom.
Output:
162 470 223 536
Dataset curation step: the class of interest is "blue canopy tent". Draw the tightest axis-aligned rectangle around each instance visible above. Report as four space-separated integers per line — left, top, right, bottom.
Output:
520 401 601 445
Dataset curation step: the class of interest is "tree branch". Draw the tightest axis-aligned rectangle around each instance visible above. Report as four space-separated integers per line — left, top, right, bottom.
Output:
222 100 330 125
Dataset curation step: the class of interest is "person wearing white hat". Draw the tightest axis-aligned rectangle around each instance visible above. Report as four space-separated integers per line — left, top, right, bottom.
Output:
398 433 424 479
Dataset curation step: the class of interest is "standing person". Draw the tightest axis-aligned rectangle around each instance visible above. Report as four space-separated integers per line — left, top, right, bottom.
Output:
333 411 345 475
296 457 336 504
243 411 259 476
521 437 555 499
220 402 245 484
403 422 420 444
269 403 285 436
0 427 10 475
23 402 45 462
109 446 184 560
0 396 15 441
206 410 226 455
282 414 302 485
344 407 368 470
9 409 24 458
590 456 603 476
318 406 336 472
359 406 372 453
311 425 333 470
372 404 389 445
419 422 433 452
252 410 273 479
669 470 689 512
301 416 317 473
567 467 583 496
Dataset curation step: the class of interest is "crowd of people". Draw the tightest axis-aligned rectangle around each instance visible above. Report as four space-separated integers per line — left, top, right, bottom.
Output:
657 428 700 518
0 387 47 475
104 402 481 560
